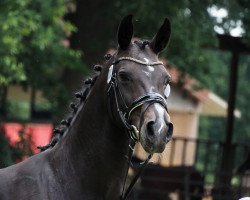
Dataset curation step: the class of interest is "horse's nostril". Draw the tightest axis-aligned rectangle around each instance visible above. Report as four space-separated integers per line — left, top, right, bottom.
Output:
167 122 173 138
147 121 155 136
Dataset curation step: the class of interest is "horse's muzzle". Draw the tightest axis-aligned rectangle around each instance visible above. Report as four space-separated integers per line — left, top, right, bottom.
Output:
140 120 173 153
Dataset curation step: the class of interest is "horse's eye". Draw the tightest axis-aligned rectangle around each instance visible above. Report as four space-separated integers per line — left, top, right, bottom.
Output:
118 72 130 82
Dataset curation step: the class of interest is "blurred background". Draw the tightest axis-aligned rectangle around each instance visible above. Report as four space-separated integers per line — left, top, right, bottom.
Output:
0 0 250 199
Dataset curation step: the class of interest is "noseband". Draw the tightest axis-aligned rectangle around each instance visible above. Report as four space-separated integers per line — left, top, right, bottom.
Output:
107 57 168 142
107 57 170 200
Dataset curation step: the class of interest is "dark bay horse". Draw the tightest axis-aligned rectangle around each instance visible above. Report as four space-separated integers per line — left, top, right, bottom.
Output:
0 15 173 200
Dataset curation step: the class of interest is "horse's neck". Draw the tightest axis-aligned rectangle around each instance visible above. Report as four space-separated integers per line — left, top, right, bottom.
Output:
49 79 129 195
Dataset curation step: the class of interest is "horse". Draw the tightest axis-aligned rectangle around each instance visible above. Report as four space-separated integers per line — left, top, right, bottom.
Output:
0 15 173 200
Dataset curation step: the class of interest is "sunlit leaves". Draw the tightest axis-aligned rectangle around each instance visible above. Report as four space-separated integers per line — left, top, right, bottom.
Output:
0 0 83 87
0 57 26 85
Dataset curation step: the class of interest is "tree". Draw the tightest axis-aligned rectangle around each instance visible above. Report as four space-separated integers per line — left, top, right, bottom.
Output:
0 0 87 120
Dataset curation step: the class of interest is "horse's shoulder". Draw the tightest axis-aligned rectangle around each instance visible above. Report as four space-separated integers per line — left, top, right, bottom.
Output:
0 151 54 200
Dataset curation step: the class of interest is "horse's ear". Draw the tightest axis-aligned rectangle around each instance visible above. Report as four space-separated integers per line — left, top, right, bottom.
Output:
150 18 171 54
117 15 133 50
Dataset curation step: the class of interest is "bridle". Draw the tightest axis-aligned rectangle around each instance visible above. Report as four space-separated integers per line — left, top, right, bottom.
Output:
107 57 168 141
107 56 170 200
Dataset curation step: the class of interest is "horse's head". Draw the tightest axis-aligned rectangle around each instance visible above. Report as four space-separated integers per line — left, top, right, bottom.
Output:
106 15 173 154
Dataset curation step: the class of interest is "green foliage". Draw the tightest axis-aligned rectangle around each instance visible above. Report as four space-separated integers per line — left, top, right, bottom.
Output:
199 52 250 143
0 0 87 121
0 128 13 168
0 0 84 81
6 101 30 120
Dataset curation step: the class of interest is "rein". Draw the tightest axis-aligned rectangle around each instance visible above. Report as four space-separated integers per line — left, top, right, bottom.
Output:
107 56 169 200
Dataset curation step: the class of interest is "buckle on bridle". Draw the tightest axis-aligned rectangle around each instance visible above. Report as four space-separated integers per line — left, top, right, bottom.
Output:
129 125 140 141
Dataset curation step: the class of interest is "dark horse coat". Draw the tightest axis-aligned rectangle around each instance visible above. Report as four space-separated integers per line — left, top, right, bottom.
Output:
0 15 173 200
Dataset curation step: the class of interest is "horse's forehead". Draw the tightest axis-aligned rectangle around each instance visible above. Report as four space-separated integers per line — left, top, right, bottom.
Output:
131 44 156 59
116 43 166 75
118 42 158 62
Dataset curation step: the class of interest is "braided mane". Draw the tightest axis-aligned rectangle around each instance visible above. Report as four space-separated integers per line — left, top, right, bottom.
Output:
38 39 150 151
37 58 109 151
